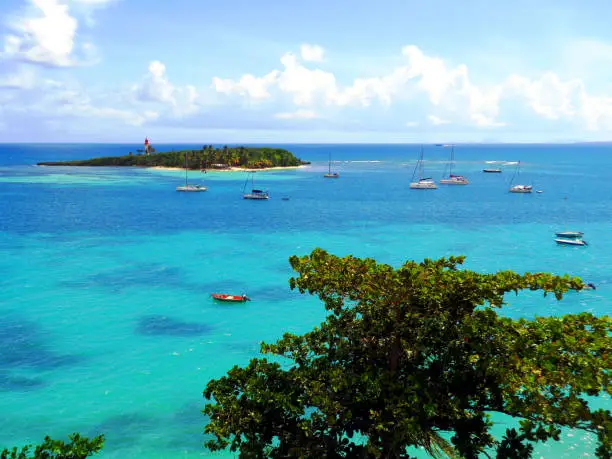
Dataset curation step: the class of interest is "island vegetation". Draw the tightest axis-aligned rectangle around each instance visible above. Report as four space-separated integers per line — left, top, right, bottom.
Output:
203 249 612 458
37 145 309 170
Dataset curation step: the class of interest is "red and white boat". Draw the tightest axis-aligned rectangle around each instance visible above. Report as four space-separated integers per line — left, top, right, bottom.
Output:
211 293 250 303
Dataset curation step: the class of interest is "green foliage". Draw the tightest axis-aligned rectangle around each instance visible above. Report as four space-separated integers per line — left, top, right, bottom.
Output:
1 433 104 459
37 145 307 169
203 249 612 458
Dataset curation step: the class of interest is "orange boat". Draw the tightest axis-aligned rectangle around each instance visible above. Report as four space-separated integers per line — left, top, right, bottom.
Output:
211 293 250 303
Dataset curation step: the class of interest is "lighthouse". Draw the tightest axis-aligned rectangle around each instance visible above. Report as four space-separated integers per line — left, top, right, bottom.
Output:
144 137 150 156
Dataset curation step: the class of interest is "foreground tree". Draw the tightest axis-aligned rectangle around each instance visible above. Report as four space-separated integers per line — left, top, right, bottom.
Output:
1 434 103 459
203 249 612 458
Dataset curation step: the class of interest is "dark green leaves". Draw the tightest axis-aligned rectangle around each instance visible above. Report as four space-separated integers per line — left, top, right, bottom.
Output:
204 250 611 458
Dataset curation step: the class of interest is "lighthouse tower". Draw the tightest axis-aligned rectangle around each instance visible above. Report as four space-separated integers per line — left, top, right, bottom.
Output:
144 137 150 156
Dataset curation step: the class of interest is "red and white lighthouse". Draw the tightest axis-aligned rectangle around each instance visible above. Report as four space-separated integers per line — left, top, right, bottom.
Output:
144 137 150 156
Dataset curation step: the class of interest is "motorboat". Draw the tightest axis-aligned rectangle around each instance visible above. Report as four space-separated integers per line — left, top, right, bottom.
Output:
555 238 588 246
211 293 251 303
555 231 584 238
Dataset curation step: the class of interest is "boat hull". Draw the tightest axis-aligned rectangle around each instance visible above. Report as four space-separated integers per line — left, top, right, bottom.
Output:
323 173 340 178
439 178 469 185
410 182 438 189
555 238 588 246
509 185 532 193
211 294 250 302
483 169 502 173
176 185 207 192
243 193 269 200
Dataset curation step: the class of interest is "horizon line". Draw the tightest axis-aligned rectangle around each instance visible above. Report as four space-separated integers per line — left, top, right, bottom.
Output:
0 141 611 146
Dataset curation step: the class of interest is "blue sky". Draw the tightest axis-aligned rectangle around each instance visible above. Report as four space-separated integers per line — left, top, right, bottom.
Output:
1 0 612 143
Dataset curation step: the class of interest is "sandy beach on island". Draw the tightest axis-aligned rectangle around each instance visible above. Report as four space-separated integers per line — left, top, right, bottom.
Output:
149 165 308 172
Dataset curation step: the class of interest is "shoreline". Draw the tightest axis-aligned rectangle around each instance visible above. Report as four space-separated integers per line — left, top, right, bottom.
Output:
148 165 308 172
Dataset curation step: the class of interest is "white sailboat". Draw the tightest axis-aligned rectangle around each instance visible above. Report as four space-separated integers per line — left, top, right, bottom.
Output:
176 152 207 192
323 152 339 178
508 161 532 193
439 145 468 185
242 172 269 200
410 146 437 189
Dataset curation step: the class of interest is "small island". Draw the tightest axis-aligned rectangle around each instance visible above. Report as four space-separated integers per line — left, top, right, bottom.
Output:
37 145 310 171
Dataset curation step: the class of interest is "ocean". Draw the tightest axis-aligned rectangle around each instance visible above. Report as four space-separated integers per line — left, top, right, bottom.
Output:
0 143 610 458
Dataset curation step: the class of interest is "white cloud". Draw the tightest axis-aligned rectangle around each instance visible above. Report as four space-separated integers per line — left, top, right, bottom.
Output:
6 38 612 139
300 44 325 62
274 109 317 120
428 115 449 125
0 0 95 67
212 70 280 101
131 60 200 117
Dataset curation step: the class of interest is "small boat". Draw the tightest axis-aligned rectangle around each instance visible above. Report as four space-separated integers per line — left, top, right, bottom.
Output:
211 293 250 302
439 146 468 185
177 152 207 192
483 168 502 173
555 238 588 246
242 172 269 200
410 146 437 190
323 153 339 178
555 231 584 238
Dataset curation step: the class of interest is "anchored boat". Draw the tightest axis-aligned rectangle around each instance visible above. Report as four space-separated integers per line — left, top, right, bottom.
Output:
410 146 437 190
211 293 251 303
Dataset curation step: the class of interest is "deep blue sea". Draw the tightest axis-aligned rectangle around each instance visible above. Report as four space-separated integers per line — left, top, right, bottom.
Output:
0 143 610 458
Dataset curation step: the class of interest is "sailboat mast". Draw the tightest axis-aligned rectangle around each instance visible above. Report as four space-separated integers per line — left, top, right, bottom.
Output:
328 152 332 174
449 146 454 176
419 145 424 179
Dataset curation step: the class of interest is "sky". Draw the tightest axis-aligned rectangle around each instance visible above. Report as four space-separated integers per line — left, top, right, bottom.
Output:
1 0 612 143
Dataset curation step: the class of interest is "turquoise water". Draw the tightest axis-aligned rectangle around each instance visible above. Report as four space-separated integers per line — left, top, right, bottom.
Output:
0 143 610 458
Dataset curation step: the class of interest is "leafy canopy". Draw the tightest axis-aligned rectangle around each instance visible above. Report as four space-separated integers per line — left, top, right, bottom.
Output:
1 434 103 459
203 249 611 458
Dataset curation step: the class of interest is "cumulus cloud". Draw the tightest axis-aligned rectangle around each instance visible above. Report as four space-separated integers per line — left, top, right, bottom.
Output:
0 0 99 67
5 37 612 139
130 60 200 117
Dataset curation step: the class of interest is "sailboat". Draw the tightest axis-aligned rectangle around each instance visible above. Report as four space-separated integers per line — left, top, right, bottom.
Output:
410 146 437 189
242 172 269 200
508 161 532 193
323 152 339 178
439 145 468 185
176 152 207 192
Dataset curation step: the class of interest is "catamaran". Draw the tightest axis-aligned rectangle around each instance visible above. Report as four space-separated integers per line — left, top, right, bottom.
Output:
242 172 269 200
176 152 207 192
410 146 437 189
439 145 468 185
323 152 339 178
508 161 532 193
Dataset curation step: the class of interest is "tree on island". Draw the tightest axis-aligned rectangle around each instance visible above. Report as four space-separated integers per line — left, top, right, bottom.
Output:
203 249 611 458
37 146 309 170
1 434 103 459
